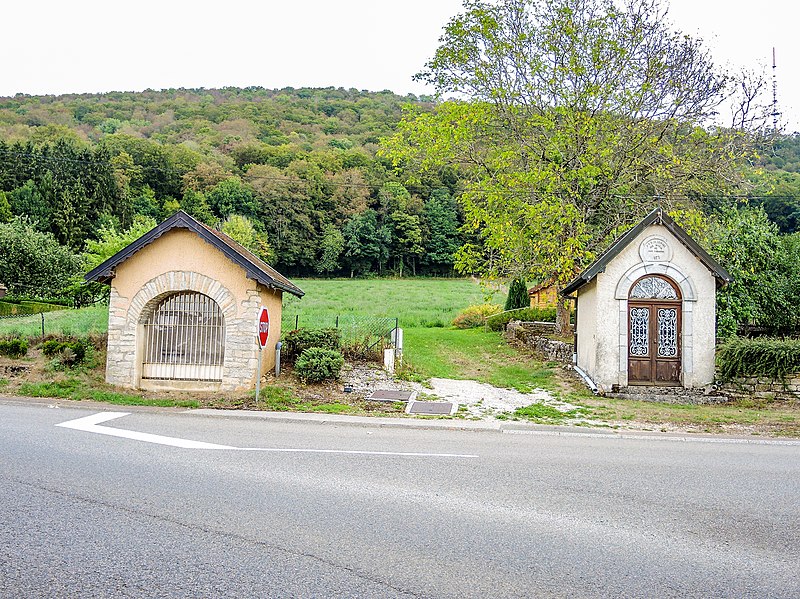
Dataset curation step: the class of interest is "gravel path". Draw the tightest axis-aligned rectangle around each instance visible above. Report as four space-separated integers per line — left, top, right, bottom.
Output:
413 377 582 419
342 363 583 420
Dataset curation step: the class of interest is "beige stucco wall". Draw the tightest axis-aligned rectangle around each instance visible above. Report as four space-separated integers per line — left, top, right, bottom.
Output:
575 224 718 392
106 229 284 391
575 278 597 377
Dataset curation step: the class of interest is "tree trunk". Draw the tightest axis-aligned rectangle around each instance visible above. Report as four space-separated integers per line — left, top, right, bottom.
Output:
555 293 573 338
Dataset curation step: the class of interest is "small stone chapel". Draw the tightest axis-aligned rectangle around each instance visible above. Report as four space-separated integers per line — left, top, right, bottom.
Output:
86 211 304 392
561 208 732 394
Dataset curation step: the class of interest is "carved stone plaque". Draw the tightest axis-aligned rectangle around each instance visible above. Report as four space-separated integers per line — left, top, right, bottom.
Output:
639 235 672 262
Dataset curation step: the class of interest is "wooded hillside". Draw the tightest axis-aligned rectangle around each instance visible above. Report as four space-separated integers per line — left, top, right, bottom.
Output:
0 87 461 281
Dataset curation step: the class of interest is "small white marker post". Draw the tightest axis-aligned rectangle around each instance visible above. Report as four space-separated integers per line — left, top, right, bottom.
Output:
256 306 270 406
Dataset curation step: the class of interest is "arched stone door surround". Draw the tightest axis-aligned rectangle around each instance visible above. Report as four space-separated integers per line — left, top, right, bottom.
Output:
127 271 237 388
614 263 697 387
627 275 682 385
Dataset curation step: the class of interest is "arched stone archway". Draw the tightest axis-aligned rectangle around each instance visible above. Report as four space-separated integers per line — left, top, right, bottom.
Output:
141 291 226 382
106 271 238 389
614 265 697 387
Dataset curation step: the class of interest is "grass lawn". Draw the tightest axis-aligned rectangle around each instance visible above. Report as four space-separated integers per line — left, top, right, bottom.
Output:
403 327 557 393
282 277 490 329
0 305 108 337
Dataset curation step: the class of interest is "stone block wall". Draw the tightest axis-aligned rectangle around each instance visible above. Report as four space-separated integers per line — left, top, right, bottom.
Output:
718 376 800 401
504 320 574 363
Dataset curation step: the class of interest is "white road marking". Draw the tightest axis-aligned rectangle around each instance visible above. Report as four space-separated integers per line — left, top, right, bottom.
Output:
56 412 235 449
55 413 479 457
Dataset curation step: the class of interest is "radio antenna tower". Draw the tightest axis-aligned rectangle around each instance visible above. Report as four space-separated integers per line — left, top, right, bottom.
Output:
772 47 780 131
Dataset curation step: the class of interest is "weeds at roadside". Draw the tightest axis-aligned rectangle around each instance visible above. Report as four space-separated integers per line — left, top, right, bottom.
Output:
512 402 590 423
18 379 199 408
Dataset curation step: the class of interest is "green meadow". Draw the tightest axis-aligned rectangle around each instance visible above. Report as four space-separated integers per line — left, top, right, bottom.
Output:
0 278 543 389
281 277 489 329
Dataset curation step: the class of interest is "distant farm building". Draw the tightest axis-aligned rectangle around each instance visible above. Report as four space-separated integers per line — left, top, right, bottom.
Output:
562 208 731 393
528 282 559 310
86 211 304 392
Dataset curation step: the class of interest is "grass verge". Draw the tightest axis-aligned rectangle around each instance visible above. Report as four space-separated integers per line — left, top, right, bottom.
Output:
402 327 556 393
557 376 800 437
18 379 200 408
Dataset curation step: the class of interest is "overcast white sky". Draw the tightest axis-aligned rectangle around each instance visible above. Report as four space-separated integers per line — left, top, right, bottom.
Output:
3 0 797 131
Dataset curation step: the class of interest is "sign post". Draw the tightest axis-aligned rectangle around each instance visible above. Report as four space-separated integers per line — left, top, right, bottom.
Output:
255 306 270 406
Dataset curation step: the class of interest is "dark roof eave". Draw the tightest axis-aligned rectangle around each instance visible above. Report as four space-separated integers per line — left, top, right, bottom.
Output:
84 211 305 298
559 208 733 297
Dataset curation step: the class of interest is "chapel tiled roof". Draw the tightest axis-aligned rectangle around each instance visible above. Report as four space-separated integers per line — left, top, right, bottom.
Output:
84 211 304 298
561 208 732 296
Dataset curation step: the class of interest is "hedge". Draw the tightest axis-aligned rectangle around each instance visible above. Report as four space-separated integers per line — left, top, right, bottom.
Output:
452 304 502 329
0 337 28 358
716 337 800 381
486 307 557 331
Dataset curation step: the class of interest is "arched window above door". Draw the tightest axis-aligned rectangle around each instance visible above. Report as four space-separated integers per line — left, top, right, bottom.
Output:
629 276 680 300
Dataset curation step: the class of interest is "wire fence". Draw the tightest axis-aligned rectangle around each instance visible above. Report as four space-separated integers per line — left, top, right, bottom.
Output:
290 314 399 351
0 302 71 337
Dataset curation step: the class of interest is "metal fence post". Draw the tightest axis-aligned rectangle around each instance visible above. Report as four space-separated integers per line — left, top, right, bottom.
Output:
41 312 45 337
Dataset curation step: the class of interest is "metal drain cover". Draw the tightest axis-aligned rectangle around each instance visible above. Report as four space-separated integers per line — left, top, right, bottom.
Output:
406 400 455 415
366 389 416 402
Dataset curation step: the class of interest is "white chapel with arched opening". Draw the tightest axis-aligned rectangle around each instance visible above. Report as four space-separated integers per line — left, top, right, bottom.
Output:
561 208 732 394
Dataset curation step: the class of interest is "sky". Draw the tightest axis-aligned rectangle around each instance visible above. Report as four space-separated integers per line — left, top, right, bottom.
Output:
3 0 797 131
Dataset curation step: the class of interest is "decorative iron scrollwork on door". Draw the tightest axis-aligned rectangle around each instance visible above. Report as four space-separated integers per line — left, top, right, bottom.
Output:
657 308 678 357
630 276 678 300
630 307 649 356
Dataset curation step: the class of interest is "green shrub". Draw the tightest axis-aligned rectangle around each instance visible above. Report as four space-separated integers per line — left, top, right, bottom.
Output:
283 328 341 362
716 337 800 381
452 304 502 329
341 334 384 362
486 307 557 331
0 337 28 358
294 347 345 383
40 337 90 366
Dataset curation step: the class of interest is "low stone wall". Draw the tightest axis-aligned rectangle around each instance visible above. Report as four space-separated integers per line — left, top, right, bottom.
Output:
504 320 573 363
718 376 800 401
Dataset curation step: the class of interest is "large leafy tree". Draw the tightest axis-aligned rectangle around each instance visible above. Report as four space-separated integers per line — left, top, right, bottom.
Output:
341 210 390 277
421 188 461 273
0 217 81 296
708 206 800 339
383 0 767 334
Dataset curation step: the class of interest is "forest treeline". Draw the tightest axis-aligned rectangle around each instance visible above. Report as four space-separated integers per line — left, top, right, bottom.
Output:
0 87 462 281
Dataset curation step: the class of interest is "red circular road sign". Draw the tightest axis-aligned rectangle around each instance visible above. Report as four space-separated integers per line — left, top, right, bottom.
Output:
257 306 270 348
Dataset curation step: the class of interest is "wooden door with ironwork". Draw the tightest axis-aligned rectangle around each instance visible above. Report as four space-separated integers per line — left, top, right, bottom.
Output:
627 276 682 386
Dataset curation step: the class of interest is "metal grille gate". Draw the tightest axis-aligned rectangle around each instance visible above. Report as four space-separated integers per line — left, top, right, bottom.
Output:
142 292 225 381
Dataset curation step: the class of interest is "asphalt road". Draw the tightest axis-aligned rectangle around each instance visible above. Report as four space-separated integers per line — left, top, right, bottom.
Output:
1 399 799 598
